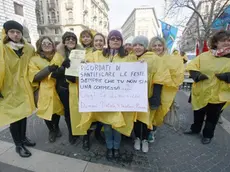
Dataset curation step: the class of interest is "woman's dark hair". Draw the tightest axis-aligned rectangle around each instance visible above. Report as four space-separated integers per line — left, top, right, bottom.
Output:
80 30 93 48
102 46 128 58
36 36 56 58
3 35 25 44
209 30 230 49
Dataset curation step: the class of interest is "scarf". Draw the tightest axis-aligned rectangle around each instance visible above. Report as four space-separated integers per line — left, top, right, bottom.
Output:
211 47 230 57
7 41 24 50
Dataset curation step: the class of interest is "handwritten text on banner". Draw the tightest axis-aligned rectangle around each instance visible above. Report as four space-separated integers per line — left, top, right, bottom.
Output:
79 62 148 112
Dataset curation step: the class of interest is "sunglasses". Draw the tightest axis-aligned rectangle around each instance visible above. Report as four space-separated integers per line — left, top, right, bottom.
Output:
110 37 122 41
65 37 76 41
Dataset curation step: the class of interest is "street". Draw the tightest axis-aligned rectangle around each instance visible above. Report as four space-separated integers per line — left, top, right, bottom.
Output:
0 91 230 172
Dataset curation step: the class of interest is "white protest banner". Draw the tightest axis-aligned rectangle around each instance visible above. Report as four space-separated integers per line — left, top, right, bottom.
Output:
79 62 148 112
65 49 85 76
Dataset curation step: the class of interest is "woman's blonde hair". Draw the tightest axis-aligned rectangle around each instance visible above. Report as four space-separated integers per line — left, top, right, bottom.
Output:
148 36 168 54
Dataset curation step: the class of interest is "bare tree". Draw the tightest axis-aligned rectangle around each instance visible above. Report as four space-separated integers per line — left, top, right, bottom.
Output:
165 0 230 52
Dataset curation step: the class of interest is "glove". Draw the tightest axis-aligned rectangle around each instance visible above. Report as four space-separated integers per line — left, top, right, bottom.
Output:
66 76 76 83
189 70 209 83
62 58 71 68
48 64 58 72
51 66 65 79
148 84 162 110
0 92 3 98
216 72 230 83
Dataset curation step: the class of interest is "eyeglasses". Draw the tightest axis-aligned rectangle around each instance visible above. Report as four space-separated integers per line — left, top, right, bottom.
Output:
110 37 122 41
42 42 52 46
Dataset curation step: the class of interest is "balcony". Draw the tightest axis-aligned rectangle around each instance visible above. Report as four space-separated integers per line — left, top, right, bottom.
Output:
48 3 55 9
65 2 73 10
48 18 58 24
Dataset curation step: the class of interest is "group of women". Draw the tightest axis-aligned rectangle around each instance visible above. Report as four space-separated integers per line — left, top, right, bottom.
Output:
0 20 229 161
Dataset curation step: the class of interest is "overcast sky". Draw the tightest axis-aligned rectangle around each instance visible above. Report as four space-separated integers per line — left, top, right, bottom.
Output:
107 0 166 30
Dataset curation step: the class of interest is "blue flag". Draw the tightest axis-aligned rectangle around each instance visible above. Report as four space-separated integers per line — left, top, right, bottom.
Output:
212 5 230 30
160 21 178 52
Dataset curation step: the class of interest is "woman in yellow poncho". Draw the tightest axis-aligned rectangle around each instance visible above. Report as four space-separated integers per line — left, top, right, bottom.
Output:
80 30 94 53
0 20 36 157
148 37 184 143
54 32 83 145
28 36 64 143
77 30 136 160
124 36 134 55
67 32 107 150
184 30 230 144
130 36 171 153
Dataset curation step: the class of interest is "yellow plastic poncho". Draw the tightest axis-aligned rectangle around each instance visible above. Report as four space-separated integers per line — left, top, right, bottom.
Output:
75 50 136 136
152 53 184 126
0 30 35 127
67 48 94 135
129 52 172 129
28 53 64 120
186 51 230 110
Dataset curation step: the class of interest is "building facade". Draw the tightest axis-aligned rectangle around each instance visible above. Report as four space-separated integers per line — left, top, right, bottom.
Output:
121 7 162 42
0 0 39 46
36 0 109 43
179 0 229 52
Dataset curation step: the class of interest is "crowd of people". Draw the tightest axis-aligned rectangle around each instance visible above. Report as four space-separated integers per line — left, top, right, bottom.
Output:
0 20 230 161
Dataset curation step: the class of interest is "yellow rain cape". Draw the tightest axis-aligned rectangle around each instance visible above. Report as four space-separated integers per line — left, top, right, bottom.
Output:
152 53 184 126
75 50 136 136
129 52 172 129
66 48 94 135
186 51 230 110
28 53 64 120
0 29 35 127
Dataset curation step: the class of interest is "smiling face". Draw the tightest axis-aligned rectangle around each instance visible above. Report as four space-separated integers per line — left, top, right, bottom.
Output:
109 36 122 49
216 37 230 50
151 40 164 56
7 29 22 43
133 43 145 56
81 33 92 46
64 36 77 50
93 35 105 50
41 38 54 53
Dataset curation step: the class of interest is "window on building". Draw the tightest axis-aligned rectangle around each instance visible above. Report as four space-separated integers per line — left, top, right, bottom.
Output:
68 11 73 20
40 29 44 35
55 28 59 34
14 2 24 16
70 28 74 31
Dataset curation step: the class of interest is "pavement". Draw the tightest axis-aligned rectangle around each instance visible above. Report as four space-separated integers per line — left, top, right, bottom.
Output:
1 90 230 172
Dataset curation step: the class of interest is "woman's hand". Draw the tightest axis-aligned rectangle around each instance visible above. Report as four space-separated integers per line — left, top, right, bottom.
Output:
139 59 145 63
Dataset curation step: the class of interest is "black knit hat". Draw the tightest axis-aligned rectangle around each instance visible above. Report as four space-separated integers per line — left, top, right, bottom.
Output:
3 20 23 34
62 32 77 43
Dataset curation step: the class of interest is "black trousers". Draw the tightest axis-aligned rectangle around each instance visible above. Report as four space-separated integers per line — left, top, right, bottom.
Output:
44 114 60 132
191 103 225 138
134 121 149 140
10 118 27 146
57 87 73 136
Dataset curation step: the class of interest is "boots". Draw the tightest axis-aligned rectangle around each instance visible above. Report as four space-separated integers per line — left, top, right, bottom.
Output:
16 144 31 158
83 131 91 151
45 120 58 143
10 118 33 158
